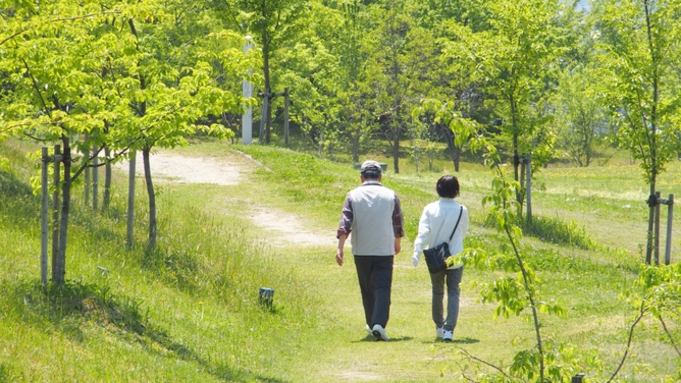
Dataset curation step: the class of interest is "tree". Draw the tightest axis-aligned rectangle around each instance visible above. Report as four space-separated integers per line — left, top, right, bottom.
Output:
112 0 253 250
553 66 612 167
593 0 681 263
0 0 125 285
444 0 565 211
334 0 377 164
0 0 252 284
366 1 438 174
238 0 307 144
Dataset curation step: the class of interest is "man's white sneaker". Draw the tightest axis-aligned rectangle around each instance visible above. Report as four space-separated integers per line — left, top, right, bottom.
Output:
366 324 372 336
372 324 389 341
436 326 444 338
443 330 453 342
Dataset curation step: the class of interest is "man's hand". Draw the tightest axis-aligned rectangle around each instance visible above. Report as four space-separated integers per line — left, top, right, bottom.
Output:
336 248 344 266
394 237 402 255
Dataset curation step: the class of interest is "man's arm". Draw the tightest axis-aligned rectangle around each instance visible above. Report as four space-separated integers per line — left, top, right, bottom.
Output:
336 194 353 266
336 233 347 266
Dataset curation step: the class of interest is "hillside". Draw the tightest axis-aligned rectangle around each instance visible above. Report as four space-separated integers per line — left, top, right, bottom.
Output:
1 138 681 382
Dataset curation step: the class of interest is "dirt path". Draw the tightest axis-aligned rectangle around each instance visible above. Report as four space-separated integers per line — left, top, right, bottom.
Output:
121 150 335 247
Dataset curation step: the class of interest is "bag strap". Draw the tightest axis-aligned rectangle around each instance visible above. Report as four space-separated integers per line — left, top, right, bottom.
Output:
447 206 464 241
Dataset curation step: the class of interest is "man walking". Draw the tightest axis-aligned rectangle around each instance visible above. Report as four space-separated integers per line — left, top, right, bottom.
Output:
336 160 404 341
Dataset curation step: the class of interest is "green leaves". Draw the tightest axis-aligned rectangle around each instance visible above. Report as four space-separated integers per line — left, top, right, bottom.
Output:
594 0 681 185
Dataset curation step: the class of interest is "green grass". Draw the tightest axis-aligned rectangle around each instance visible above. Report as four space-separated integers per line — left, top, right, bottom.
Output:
2 137 681 382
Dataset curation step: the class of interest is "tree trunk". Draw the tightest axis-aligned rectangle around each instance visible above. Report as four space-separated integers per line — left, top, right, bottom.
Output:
392 133 400 174
352 131 360 164
454 146 461 172
442 125 460 172
261 1 272 145
142 146 157 250
54 136 71 286
103 146 112 211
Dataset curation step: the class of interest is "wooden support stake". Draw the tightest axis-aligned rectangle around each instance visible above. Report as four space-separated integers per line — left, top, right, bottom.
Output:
84 134 90 205
41 148 49 286
127 151 136 248
665 194 674 265
284 88 290 145
655 191 661 266
52 145 61 280
92 146 98 211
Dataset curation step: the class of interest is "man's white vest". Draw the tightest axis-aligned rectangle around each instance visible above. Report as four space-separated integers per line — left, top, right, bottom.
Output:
349 182 396 256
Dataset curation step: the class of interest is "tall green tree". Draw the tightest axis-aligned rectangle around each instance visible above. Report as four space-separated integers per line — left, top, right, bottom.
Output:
0 0 252 283
366 1 437 174
553 66 612 167
238 0 307 144
0 0 124 284
112 0 253 250
593 0 681 264
334 0 376 163
444 0 565 210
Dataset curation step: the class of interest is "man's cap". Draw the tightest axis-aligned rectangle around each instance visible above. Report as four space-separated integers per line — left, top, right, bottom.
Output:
360 160 382 175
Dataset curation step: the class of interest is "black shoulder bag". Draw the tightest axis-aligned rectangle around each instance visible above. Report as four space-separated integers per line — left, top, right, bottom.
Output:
422 206 463 274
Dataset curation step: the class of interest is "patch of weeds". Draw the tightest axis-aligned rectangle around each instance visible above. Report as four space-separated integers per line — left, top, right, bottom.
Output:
0 363 17 383
7 280 150 337
142 246 202 294
485 213 598 250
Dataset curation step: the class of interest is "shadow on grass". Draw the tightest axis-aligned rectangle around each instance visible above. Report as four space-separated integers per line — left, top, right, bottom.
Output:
484 212 598 250
356 335 414 343
5 279 287 383
518 215 597 250
0 169 39 230
420 337 480 345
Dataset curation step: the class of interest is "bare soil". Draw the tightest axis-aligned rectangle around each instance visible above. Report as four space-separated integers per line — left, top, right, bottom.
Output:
121 150 334 247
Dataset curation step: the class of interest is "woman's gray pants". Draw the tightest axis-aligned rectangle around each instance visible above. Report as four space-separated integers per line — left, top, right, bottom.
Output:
429 266 463 332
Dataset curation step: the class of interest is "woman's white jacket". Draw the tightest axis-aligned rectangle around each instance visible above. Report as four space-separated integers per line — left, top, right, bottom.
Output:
412 198 469 269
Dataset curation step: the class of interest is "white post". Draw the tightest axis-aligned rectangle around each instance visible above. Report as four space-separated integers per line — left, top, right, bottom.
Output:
41 147 49 286
242 37 253 145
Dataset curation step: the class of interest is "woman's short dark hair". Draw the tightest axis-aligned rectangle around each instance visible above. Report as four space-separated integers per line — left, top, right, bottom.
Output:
436 175 460 198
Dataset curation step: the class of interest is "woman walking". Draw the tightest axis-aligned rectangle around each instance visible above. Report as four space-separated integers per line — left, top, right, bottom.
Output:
412 175 469 341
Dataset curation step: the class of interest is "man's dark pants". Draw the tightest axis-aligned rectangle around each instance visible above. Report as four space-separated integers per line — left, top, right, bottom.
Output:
354 255 394 328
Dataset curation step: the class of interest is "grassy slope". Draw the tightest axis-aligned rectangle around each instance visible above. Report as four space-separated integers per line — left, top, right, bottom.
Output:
1 137 680 382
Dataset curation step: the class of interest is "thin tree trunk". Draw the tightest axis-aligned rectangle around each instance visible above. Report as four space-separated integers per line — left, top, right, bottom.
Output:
142 146 157 250
352 131 360 164
644 0 659 264
55 136 71 286
392 133 400 174
442 125 460 172
261 0 272 144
